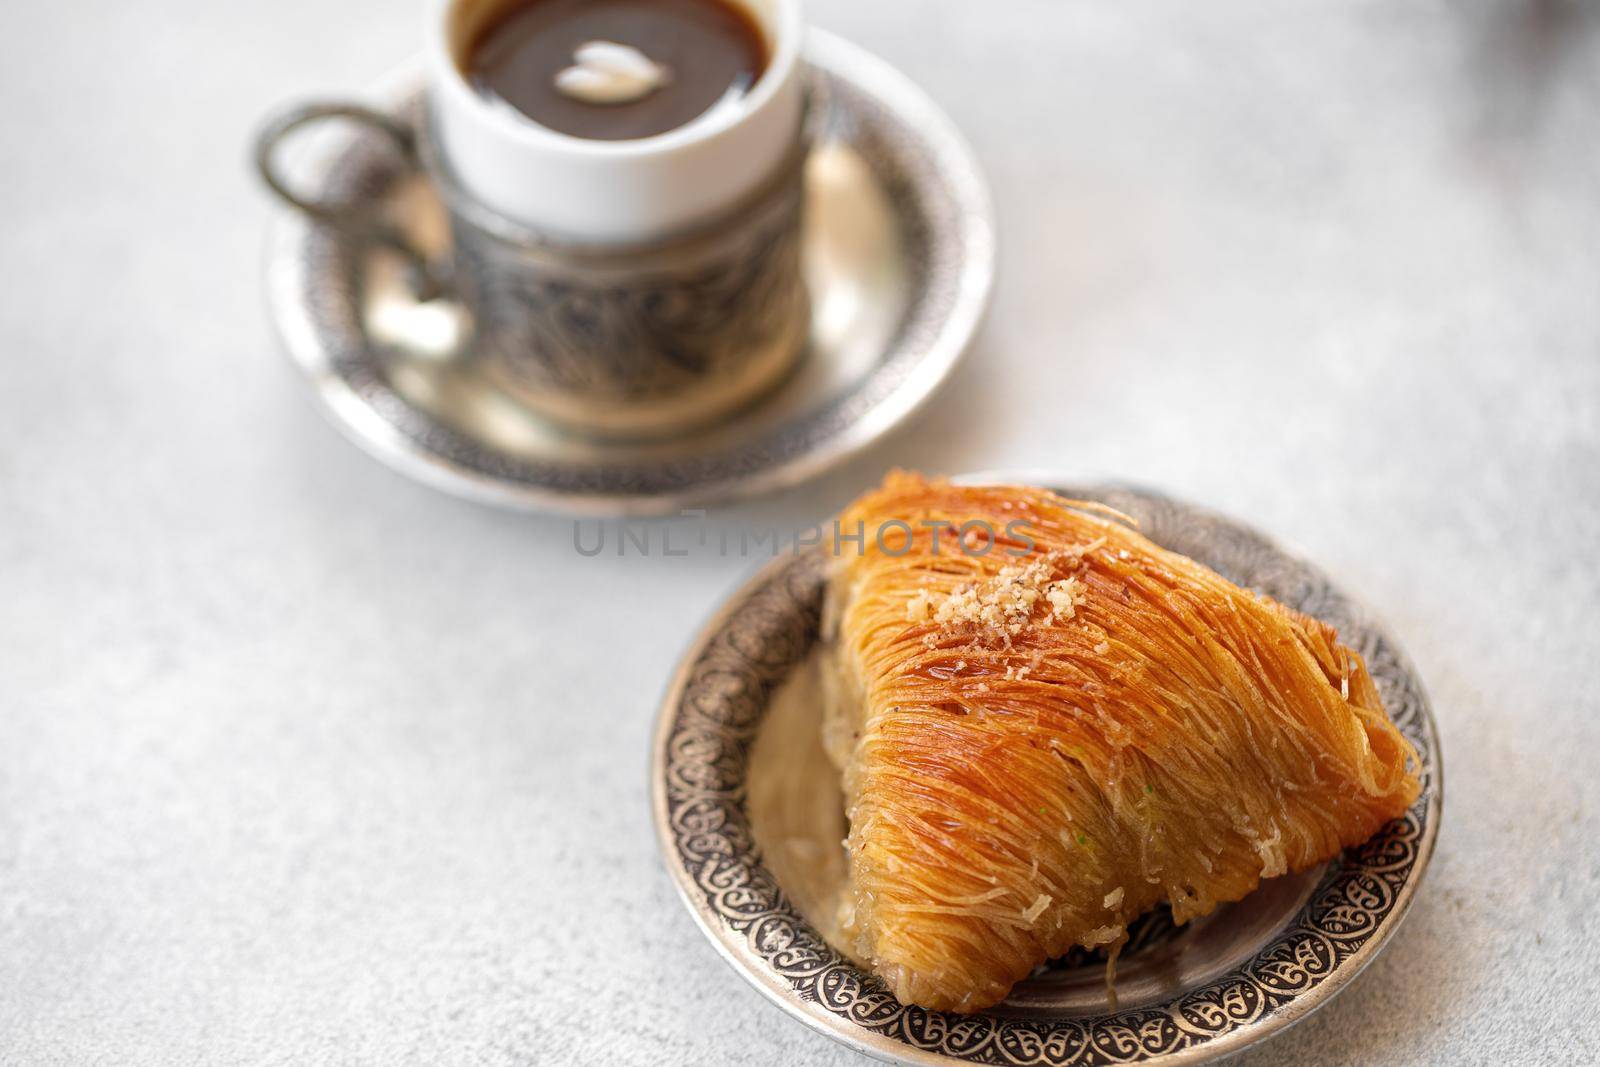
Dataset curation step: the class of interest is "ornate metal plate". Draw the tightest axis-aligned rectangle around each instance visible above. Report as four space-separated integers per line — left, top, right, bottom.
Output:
651 483 1442 1065
263 32 995 514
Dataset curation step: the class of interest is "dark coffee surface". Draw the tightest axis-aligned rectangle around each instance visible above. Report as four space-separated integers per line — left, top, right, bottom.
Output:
466 0 768 141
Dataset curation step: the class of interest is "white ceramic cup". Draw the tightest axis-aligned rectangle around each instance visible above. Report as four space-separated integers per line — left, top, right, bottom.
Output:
428 0 806 244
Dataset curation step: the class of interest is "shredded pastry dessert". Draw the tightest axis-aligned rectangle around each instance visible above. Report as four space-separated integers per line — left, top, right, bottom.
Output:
819 472 1421 1013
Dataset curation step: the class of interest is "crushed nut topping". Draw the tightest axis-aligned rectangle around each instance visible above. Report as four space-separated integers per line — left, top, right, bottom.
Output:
918 549 1096 636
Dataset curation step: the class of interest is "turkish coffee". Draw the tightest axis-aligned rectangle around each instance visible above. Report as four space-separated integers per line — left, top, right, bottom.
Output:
464 0 769 141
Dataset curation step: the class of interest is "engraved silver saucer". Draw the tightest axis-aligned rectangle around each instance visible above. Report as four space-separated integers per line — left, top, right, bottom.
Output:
651 482 1442 1066
263 31 995 515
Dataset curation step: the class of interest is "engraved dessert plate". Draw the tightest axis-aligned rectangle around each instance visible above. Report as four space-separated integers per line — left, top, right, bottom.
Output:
651 482 1442 1066
263 31 995 515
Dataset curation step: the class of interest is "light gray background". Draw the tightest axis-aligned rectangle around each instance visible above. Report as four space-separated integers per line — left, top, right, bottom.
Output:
2 0 1597 1064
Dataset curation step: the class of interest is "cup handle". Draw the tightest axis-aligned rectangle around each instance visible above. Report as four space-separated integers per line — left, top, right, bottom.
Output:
254 102 448 301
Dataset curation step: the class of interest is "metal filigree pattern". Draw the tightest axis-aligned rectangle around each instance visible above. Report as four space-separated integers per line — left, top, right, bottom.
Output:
654 485 1442 1065
447 140 810 413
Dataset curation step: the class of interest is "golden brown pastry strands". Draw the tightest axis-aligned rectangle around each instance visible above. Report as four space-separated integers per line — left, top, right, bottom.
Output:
822 472 1422 1013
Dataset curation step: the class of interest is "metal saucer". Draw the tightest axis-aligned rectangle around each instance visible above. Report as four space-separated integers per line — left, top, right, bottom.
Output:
652 481 1442 1066
263 31 995 515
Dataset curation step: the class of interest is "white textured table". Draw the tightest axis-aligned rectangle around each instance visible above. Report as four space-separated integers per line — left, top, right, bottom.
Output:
2 1 1597 1064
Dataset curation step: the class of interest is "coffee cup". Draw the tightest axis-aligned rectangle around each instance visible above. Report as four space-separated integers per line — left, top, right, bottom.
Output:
257 0 810 439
